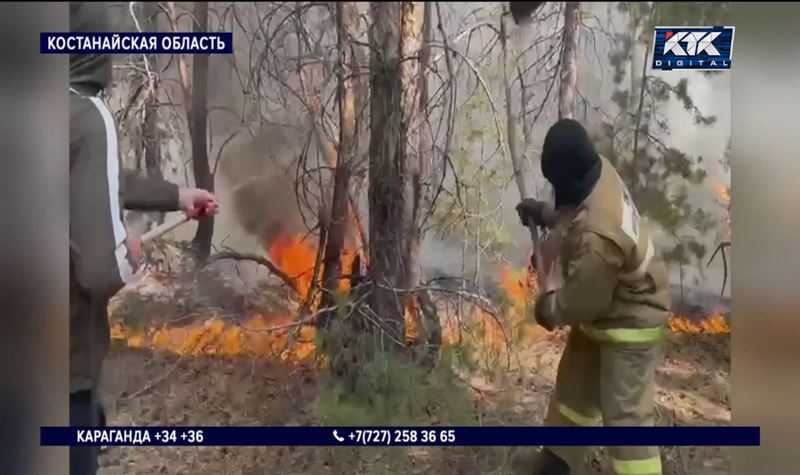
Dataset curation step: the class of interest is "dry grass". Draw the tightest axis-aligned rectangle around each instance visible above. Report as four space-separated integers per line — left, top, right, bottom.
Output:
100 252 731 475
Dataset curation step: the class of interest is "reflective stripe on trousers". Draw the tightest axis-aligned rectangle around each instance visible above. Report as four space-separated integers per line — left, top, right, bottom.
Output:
613 455 662 474
579 324 664 344
558 403 600 427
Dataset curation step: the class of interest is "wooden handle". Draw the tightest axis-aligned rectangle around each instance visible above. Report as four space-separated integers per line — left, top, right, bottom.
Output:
528 224 544 276
141 215 190 243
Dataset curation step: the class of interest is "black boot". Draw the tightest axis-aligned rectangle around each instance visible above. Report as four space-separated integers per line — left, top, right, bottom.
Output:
533 448 570 475
511 447 570 475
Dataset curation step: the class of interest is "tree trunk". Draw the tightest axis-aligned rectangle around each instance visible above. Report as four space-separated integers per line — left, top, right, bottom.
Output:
190 1 213 260
142 0 161 182
558 2 580 120
368 1 424 347
297 27 369 270
319 164 350 326
142 1 163 226
319 1 359 329
405 1 433 347
501 14 544 275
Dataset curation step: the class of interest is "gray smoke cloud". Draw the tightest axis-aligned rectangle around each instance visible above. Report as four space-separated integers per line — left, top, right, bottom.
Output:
108 2 730 299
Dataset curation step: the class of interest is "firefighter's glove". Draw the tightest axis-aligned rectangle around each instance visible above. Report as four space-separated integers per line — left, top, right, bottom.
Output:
516 199 555 228
534 291 559 331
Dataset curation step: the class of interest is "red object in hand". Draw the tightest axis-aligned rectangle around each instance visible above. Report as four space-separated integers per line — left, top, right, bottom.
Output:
179 188 218 220
190 201 217 220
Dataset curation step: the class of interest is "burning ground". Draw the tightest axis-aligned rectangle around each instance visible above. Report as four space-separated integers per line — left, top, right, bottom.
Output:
99 238 731 475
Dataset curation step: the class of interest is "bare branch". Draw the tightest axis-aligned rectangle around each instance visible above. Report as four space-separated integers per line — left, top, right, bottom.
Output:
205 251 295 291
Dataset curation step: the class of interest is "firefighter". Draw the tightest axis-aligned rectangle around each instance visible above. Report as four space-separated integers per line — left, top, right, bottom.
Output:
512 119 670 475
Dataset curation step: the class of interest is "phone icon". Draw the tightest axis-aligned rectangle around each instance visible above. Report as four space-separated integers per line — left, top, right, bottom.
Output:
332 430 345 442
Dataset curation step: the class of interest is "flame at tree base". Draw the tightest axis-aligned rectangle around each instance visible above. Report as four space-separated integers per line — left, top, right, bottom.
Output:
262 230 358 305
107 250 729 362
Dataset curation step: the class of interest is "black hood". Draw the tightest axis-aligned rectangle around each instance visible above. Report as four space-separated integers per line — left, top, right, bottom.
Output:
69 2 112 95
540 119 602 208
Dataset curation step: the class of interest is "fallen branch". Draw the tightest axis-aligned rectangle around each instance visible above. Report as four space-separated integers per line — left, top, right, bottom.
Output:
126 356 184 399
205 251 294 291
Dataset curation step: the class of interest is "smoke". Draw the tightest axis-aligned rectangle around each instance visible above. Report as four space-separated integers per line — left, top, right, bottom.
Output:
108 2 730 298
215 120 330 245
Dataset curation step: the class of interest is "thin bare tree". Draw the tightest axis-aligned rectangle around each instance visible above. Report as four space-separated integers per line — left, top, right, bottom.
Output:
319 1 360 329
558 2 580 120
189 1 214 259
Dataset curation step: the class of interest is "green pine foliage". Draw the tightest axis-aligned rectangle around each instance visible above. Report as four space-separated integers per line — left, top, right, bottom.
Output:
596 2 731 267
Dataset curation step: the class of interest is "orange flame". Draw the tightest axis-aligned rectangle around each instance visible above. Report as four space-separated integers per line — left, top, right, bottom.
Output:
108 225 367 361
404 297 420 345
496 263 537 308
265 231 356 304
668 313 730 335
111 314 317 362
267 233 318 300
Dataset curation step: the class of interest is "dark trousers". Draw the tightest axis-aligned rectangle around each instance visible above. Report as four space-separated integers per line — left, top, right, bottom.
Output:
69 390 105 475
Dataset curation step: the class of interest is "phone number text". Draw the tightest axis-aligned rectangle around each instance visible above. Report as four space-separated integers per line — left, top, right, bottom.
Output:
351 429 456 445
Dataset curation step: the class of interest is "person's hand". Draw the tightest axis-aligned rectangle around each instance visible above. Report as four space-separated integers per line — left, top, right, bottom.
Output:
179 188 218 220
125 235 143 272
533 292 559 331
515 198 555 228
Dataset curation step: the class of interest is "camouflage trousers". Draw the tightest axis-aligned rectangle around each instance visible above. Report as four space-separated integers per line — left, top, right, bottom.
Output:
545 326 664 475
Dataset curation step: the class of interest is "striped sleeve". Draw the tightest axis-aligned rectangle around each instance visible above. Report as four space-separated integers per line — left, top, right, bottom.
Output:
69 94 132 298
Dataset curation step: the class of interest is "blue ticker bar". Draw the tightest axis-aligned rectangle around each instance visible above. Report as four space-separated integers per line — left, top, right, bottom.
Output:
41 426 760 447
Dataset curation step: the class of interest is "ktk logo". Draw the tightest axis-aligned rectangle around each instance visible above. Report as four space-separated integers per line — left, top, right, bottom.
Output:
651 26 734 71
662 31 721 56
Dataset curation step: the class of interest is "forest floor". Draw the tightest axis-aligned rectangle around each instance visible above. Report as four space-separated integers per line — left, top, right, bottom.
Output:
97 243 731 475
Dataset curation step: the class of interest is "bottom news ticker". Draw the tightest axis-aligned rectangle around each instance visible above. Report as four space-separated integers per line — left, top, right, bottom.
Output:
40 426 760 447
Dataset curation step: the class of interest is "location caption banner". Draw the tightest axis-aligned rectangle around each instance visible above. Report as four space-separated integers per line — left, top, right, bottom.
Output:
40 32 233 54
41 426 760 447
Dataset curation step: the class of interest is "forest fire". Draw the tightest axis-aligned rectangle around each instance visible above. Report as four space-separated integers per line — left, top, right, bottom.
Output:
264 231 357 303
110 233 728 364
496 263 537 308
266 233 318 300
110 313 317 362
494 261 730 337
668 313 730 335
109 229 360 362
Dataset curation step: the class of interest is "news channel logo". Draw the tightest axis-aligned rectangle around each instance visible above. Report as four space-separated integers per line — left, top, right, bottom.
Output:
651 26 734 71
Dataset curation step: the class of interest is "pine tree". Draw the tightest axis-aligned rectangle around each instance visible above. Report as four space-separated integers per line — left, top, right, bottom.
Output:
594 2 730 269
